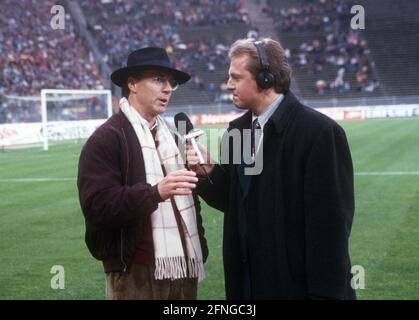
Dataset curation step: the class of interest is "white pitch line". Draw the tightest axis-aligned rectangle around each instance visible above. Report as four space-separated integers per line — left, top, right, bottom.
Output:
0 178 76 182
356 172 419 176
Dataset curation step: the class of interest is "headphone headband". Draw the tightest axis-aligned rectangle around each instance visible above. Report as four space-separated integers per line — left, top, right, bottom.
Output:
253 41 270 70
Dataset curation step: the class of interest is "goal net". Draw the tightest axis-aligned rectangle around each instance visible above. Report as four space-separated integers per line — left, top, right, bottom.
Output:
40 89 112 150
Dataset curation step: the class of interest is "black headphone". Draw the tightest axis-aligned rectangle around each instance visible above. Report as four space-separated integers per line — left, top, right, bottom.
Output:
253 40 275 89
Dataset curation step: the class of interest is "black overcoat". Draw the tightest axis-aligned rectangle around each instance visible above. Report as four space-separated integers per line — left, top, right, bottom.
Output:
197 91 356 299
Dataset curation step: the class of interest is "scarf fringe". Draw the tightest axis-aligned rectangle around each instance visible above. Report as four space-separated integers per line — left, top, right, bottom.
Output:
188 257 205 282
155 257 205 282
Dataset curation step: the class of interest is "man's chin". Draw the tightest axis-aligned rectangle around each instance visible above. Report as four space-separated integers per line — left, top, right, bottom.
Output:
232 97 245 109
233 102 246 110
156 105 167 114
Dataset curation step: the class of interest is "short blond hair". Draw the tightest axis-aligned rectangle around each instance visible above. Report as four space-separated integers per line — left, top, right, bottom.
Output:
228 38 291 93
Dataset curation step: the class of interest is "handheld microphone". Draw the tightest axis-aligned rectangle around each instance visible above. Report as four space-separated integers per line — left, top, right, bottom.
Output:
174 112 213 184
174 112 205 164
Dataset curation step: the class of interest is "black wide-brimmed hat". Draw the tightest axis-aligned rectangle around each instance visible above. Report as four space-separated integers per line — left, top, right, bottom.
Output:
110 47 191 87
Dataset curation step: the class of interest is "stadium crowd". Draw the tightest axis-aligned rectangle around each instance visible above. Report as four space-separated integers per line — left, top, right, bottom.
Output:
0 0 107 123
0 0 105 96
268 0 379 95
79 0 248 28
79 0 248 93
1 0 386 124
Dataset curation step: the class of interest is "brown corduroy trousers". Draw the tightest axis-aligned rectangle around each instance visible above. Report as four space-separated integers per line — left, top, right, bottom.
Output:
106 264 198 300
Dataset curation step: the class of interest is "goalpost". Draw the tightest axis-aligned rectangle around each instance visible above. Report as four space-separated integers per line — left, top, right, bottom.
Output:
40 89 112 150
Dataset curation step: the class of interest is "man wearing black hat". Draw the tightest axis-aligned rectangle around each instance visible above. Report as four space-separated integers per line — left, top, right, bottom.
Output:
77 47 208 300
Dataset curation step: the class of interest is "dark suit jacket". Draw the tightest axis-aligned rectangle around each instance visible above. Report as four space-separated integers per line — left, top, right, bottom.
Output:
197 91 356 299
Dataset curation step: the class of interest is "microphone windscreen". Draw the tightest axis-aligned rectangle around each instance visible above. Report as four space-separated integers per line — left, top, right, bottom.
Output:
174 112 194 134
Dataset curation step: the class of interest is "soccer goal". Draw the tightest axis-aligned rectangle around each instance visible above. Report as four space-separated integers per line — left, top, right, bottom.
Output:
40 89 112 150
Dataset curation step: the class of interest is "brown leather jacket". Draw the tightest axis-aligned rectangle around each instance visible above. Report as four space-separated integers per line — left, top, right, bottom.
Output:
77 111 208 273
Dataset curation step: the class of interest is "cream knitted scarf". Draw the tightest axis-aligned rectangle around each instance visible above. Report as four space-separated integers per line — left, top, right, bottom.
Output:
120 98 204 282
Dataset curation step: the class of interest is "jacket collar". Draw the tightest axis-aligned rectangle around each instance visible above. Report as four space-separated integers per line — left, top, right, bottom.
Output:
118 108 133 129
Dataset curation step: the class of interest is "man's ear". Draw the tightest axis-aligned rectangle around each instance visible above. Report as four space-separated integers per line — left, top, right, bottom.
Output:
127 77 137 94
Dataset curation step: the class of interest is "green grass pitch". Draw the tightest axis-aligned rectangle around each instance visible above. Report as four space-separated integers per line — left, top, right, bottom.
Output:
0 118 418 299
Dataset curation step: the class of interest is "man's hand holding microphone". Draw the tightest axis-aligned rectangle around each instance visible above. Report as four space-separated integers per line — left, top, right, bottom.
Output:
185 143 214 178
156 113 215 200
174 112 215 181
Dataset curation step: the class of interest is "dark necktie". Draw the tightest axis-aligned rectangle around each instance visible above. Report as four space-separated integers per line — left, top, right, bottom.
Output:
150 125 159 149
